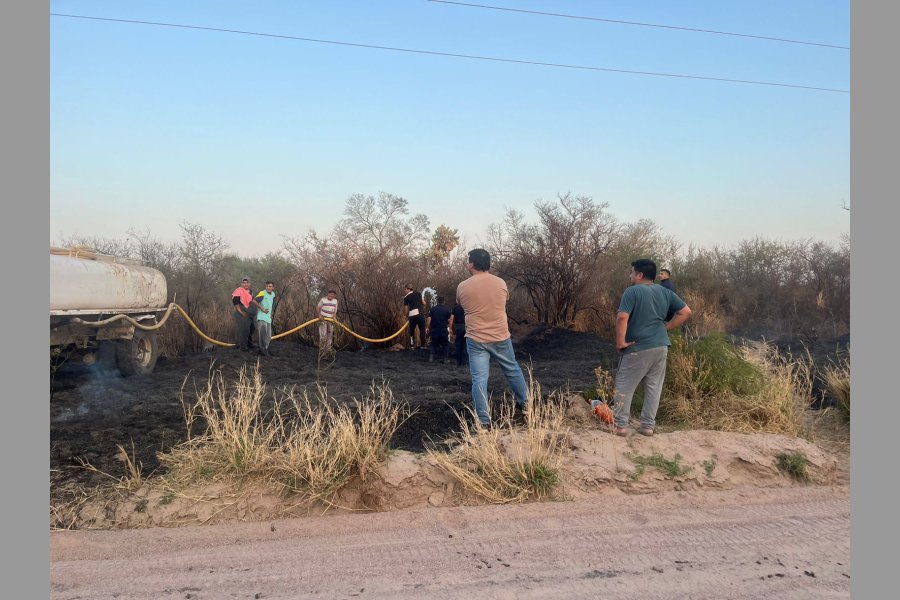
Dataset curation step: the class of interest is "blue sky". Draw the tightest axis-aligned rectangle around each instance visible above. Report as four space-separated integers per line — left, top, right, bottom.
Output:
50 0 850 256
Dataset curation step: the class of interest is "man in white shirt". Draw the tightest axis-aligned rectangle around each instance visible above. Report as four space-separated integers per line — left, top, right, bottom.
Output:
316 290 339 350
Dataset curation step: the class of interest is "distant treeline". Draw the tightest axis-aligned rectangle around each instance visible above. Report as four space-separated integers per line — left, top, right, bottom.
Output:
58 192 849 355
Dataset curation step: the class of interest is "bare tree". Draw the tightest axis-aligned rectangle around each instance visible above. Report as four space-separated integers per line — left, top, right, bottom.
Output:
170 222 229 327
285 193 433 344
55 234 135 258
489 193 620 326
336 192 430 257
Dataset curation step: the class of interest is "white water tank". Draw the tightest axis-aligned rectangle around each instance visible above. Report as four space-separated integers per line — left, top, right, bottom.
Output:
50 251 168 313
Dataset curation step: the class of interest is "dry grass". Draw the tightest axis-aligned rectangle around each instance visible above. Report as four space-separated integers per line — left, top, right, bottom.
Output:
50 484 117 530
52 365 409 528
159 363 410 503
50 445 147 530
427 375 569 504
115 442 145 491
679 291 727 338
591 365 616 404
822 350 851 422
660 340 810 436
159 310 235 357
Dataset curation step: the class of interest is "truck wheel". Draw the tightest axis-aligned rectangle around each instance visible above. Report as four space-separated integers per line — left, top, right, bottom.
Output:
116 330 159 376
97 340 118 371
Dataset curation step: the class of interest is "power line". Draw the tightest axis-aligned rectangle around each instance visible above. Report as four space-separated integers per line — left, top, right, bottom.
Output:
50 13 849 94
427 0 850 50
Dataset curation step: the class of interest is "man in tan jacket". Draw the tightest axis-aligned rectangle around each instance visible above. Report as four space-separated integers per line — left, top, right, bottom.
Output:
456 248 529 427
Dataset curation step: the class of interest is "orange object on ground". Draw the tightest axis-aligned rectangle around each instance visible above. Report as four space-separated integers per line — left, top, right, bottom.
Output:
594 402 614 424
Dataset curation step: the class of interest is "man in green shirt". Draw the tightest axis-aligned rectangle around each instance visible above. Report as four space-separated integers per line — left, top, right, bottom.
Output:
613 259 692 436
254 281 276 357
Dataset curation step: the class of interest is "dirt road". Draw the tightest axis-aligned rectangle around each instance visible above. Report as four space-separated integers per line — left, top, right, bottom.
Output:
51 485 849 599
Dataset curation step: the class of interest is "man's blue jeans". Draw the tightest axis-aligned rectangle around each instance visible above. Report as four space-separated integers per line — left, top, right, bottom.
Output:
466 337 529 425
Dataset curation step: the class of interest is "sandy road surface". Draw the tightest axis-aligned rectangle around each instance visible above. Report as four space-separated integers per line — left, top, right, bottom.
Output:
51 485 849 600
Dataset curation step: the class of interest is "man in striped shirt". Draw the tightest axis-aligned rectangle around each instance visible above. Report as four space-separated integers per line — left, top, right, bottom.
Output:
316 290 339 350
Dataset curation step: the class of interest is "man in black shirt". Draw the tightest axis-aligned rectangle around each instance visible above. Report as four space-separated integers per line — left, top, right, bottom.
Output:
448 298 468 366
659 269 677 293
403 285 426 350
659 269 677 322
426 296 452 363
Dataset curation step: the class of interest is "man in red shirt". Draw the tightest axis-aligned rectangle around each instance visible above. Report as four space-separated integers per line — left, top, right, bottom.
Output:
231 277 263 351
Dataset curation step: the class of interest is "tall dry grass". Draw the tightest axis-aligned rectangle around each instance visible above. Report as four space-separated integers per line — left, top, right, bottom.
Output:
427 376 569 503
160 363 409 502
679 291 727 338
659 339 810 436
822 349 851 422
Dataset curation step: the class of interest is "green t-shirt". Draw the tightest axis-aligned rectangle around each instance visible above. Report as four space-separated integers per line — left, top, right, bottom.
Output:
618 283 686 352
255 290 275 323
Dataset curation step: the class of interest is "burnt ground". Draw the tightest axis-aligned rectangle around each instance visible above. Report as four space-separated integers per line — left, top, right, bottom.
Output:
50 325 616 496
50 325 848 503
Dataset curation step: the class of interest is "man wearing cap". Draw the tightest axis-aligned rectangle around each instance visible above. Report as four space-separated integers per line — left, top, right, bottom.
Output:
231 277 262 351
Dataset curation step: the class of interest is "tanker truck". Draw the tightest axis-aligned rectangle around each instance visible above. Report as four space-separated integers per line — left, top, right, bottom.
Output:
50 247 168 376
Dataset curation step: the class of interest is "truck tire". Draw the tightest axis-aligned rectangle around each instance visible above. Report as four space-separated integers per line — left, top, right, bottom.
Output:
97 340 118 371
116 330 159 376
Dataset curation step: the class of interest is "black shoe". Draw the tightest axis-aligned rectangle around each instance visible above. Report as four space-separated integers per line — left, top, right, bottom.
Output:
512 403 528 424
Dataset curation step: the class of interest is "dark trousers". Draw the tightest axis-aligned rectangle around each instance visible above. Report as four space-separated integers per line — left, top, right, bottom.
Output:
247 309 258 347
408 315 426 348
233 311 251 350
454 325 468 365
430 330 449 360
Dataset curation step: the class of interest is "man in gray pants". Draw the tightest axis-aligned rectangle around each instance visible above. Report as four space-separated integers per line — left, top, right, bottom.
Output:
613 259 692 436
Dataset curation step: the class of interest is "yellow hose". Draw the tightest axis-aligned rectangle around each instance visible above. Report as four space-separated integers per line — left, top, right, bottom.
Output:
270 317 322 341
69 303 410 349
324 318 409 343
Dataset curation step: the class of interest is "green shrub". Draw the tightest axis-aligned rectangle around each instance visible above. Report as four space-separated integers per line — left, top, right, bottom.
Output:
580 386 599 401
776 451 809 482
626 452 691 480
656 336 808 435
665 332 765 398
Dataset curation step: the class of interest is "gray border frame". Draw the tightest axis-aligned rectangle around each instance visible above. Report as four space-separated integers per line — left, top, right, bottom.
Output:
36 1 868 597
851 0 891 597
6 0 49 596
